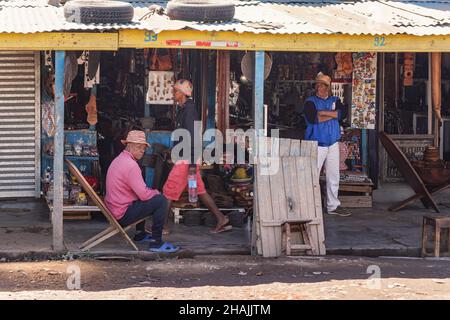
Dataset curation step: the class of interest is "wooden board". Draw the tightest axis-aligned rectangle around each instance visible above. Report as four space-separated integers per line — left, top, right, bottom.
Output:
268 161 285 256
290 140 301 156
339 195 373 208
282 157 303 247
299 156 320 255
256 158 277 257
254 138 326 257
63 212 92 220
279 138 291 157
309 154 326 255
339 184 373 193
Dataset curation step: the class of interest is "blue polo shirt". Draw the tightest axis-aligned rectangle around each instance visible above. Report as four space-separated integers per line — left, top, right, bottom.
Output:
304 95 344 147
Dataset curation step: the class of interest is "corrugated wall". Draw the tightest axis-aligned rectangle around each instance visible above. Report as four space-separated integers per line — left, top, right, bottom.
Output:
0 51 40 198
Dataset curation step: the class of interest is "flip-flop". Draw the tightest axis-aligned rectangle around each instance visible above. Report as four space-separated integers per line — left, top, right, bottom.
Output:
210 225 233 234
149 242 180 253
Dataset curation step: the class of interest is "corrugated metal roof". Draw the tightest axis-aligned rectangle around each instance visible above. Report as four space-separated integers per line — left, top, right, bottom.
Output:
0 0 448 35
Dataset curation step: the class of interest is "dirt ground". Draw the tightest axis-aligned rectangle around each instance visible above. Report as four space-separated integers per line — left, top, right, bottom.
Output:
1 255 450 300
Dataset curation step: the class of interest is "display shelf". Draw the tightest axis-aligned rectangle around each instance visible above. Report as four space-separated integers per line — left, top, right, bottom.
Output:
266 80 316 83
45 195 100 221
42 154 99 161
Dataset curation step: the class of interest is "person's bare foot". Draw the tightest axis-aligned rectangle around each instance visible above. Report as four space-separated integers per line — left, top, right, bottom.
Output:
210 215 230 233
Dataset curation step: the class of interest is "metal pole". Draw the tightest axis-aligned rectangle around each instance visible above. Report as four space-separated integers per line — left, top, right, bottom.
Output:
53 51 65 252
253 51 265 135
251 51 264 256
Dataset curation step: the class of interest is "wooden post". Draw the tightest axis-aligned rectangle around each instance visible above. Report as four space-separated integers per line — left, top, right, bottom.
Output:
206 51 216 131
216 51 230 133
201 50 208 133
431 52 442 148
362 129 368 174
53 51 65 252
427 53 433 135
377 53 385 187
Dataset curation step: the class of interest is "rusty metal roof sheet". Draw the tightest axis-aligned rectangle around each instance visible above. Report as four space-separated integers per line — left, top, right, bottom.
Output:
0 0 448 35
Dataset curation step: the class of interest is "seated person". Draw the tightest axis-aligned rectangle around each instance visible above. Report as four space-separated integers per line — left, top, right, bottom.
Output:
104 130 179 253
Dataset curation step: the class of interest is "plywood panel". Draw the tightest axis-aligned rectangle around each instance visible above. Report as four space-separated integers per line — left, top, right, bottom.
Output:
290 139 301 156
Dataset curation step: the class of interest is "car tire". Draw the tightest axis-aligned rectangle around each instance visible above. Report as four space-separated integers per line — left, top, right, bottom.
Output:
64 0 134 24
166 1 235 22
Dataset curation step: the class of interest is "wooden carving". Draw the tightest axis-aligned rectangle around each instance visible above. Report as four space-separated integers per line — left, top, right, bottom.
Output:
335 53 353 77
403 53 414 86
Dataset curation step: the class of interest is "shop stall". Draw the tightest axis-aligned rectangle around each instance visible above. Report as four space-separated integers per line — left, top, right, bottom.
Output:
229 51 376 208
41 48 254 230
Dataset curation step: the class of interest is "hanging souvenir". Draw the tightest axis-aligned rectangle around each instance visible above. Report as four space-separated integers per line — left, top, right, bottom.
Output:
85 88 98 126
335 52 353 78
403 53 414 86
146 71 175 104
149 49 173 71
351 52 377 130
42 99 56 137
79 51 101 89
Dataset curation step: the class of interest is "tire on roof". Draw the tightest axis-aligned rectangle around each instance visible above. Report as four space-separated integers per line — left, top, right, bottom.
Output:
166 1 235 22
63 0 134 24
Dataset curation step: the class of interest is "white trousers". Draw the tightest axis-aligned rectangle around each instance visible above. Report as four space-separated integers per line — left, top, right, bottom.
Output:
317 142 341 212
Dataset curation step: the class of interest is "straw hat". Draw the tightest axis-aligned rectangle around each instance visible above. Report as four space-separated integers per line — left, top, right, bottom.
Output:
315 72 331 87
173 79 193 97
121 130 150 147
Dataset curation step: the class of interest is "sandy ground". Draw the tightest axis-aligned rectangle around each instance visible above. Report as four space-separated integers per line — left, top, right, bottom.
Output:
1 255 450 300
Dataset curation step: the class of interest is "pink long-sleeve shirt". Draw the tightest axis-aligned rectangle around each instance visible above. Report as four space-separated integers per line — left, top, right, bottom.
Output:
105 150 160 220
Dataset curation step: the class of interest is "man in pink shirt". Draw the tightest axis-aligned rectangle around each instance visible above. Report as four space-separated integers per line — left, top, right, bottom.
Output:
105 130 179 253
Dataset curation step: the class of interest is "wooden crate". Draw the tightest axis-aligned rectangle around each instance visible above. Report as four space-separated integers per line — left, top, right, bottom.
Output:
338 181 373 208
339 195 372 208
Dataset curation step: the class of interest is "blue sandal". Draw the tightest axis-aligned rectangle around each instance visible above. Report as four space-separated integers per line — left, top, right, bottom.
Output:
149 242 180 253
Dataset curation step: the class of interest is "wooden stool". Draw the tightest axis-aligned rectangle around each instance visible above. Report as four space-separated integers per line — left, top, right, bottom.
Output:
282 219 313 256
421 216 450 257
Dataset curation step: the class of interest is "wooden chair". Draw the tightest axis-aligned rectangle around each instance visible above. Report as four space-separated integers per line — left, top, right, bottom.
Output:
379 132 450 213
281 219 314 256
66 159 145 251
422 215 450 257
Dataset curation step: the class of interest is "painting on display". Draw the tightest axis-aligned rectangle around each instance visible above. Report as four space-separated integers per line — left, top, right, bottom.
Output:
351 52 377 130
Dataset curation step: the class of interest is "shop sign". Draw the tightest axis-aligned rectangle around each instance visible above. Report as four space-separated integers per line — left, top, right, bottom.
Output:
165 40 241 48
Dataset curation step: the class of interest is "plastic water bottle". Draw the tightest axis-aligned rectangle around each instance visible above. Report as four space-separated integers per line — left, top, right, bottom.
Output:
188 172 198 203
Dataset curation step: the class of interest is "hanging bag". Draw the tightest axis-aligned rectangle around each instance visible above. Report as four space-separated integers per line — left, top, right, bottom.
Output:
150 49 173 71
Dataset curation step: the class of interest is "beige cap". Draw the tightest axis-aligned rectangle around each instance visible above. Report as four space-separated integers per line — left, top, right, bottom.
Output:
315 72 331 87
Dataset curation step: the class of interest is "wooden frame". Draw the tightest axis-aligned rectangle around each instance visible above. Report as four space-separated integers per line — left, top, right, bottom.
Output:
379 132 450 212
66 159 145 251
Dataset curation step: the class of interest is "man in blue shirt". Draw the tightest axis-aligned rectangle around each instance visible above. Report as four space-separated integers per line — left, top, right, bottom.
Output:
304 73 350 216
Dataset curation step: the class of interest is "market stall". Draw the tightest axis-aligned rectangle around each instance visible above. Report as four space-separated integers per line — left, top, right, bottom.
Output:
229 51 376 208
41 48 254 231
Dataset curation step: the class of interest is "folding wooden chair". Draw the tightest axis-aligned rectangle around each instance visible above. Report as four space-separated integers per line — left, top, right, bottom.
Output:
66 159 145 251
379 132 450 213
